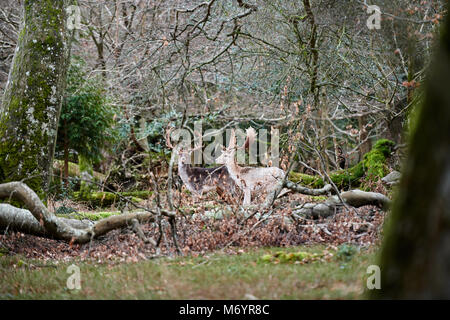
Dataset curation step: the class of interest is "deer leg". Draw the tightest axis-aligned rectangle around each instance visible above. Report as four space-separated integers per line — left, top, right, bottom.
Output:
243 188 251 206
192 189 202 202
216 187 228 202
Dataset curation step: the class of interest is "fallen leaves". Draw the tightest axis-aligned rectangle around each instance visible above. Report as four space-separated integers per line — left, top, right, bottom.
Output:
0 192 386 264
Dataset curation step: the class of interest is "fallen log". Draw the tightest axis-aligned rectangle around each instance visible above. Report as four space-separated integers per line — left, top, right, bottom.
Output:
284 181 333 195
292 189 391 219
0 182 161 243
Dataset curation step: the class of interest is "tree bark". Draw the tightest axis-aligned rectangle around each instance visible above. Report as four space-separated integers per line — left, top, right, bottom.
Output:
372 17 450 299
0 0 69 198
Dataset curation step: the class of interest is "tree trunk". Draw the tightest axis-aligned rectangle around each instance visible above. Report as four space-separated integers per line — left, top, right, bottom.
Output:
0 0 69 199
372 17 450 299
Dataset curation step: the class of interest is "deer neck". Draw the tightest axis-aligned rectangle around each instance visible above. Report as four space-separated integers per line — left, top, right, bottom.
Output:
178 158 192 184
224 154 242 186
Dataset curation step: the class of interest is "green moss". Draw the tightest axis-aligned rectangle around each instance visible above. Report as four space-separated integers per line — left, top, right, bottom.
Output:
120 191 154 199
259 250 323 264
289 139 395 190
360 139 395 187
0 95 47 199
329 161 365 189
336 244 358 262
0 0 67 201
72 190 152 207
289 172 324 188
310 196 328 201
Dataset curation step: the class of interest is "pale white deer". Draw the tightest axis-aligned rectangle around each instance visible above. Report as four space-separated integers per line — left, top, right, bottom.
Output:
215 128 286 206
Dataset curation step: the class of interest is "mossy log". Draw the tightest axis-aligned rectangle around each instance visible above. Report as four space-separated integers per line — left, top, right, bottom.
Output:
72 190 153 207
289 139 395 190
292 189 391 219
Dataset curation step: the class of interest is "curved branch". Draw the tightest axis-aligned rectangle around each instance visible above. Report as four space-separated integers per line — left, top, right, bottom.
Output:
0 182 156 243
284 181 333 195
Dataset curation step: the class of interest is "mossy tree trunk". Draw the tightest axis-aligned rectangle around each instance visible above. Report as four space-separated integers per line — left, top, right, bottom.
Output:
0 0 69 199
372 17 450 299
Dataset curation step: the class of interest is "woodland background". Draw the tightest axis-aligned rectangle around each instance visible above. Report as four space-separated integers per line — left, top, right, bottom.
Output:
0 0 449 299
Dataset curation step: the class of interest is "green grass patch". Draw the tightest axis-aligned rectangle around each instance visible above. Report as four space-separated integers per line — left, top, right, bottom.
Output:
0 245 377 299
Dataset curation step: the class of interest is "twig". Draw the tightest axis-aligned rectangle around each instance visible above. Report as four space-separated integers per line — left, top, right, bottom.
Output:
131 218 154 245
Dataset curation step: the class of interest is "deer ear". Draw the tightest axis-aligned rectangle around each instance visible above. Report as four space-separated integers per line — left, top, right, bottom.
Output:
229 129 236 149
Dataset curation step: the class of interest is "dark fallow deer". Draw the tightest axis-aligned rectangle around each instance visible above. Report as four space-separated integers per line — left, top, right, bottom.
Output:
166 129 239 202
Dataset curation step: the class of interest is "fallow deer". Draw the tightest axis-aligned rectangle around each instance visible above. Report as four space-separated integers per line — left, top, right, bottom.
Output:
177 147 238 198
215 128 286 206
166 129 239 201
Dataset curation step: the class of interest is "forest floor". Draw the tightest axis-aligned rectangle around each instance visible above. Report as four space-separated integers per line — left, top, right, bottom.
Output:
0 244 377 299
0 191 386 299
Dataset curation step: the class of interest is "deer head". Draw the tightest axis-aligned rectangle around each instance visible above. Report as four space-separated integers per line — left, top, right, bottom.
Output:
216 129 237 165
166 127 192 164
177 147 193 165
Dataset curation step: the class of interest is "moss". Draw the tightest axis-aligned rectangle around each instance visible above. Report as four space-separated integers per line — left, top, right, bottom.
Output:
78 154 95 194
72 190 152 207
259 250 322 264
289 139 395 190
289 172 324 188
310 196 327 201
56 210 121 221
0 0 67 200
329 161 365 189
405 92 424 139
362 139 395 179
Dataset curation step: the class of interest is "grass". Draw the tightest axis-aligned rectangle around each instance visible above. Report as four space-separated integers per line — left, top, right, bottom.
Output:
0 245 377 300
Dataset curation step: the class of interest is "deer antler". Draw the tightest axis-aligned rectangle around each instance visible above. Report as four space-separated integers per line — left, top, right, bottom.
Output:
235 127 256 150
229 129 236 149
165 127 175 149
244 127 256 150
